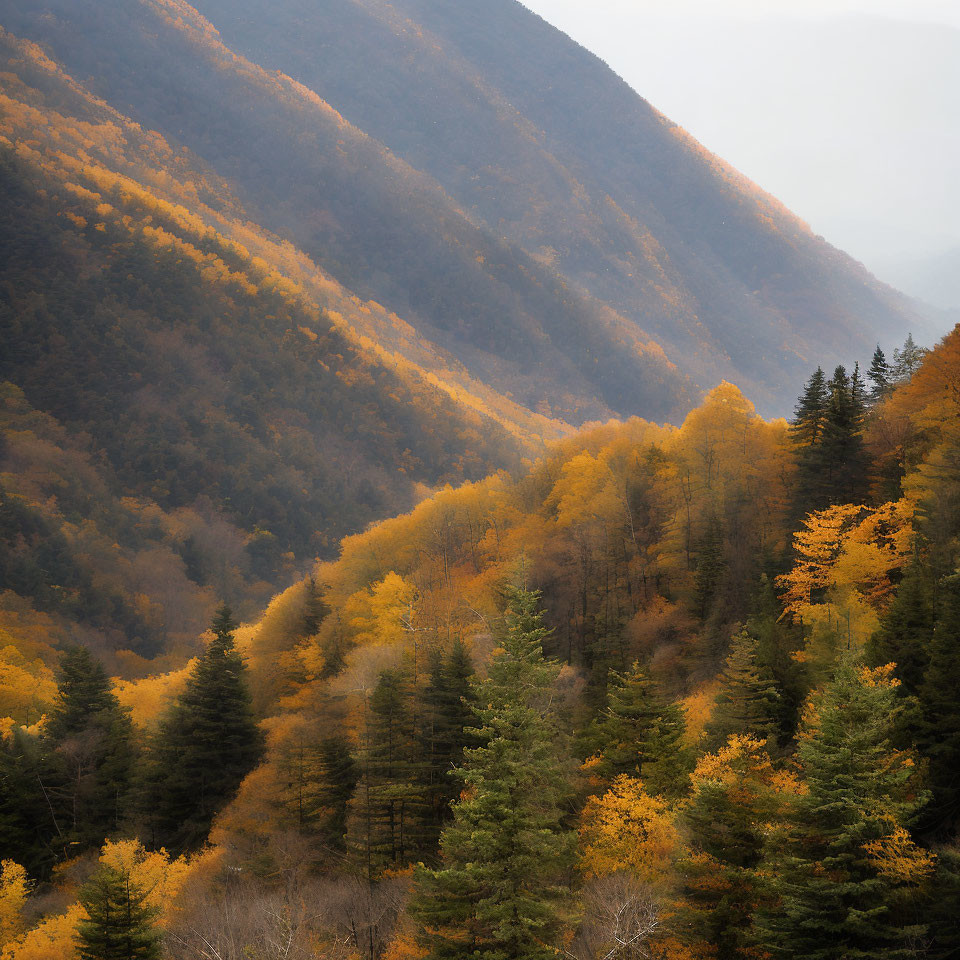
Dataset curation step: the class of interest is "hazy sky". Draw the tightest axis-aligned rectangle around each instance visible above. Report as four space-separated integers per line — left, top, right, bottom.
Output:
522 1 960 306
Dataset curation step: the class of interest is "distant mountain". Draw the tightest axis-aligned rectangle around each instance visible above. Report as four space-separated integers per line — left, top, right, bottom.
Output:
0 0 933 422
871 246 960 313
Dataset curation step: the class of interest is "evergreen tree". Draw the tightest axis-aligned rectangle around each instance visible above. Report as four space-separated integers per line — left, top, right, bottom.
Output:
926 844 960 959
745 578 806 745
891 333 927 384
916 574 960 832
792 367 829 447
850 361 868 421
867 563 934 698
0 728 60 876
867 345 891 403
145 604 263 853
348 668 428 877
410 586 573 960
819 365 869 506
76 865 161 960
589 662 689 798
44 647 135 852
306 735 358 846
693 520 726 621
757 657 930 959
704 629 781 750
679 737 781 960
792 365 869 513
419 640 477 838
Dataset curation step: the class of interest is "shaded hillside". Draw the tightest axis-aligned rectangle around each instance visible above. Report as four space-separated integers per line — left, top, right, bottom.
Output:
0 35 547 654
151 0 932 411
0 0 692 424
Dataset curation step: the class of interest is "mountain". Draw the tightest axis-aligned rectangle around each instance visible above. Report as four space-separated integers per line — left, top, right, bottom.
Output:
0 0 933 423
0 0 938 659
0 29 539 656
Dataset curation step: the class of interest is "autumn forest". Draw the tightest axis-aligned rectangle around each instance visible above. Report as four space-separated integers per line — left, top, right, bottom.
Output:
1 1 959 959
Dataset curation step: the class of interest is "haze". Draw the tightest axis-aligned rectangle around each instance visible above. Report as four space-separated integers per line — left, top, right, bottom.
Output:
523 0 960 310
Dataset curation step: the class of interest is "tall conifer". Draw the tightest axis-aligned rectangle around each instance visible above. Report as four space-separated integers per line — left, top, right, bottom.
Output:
757 657 930 959
145 604 263 853
76 865 161 960
45 647 135 852
590 662 689 798
410 586 573 960
704 629 781 750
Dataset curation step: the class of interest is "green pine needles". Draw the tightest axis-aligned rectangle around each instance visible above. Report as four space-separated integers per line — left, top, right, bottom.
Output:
410 585 574 960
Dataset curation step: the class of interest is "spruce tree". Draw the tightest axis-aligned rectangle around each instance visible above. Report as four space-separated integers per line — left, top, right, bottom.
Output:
792 367 829 447
819 365 869 506
0 728 60 876
347 668 428 877
791 368 830 517
590 662 689 798
76 865 161 960
44 647 135 852
693 521 726 621
679 738 779 960
866 563 934 698
757 657 930 959
145 604 263 853
916 575 960 832
891 333 927 384
410 586 573 960
419 640 477 838
867 345 891 403
704 628 781 750
305 735 358 847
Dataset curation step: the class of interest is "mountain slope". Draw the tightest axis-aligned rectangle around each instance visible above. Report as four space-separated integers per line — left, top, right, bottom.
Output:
0 0 931 421
173 0 937 408
0 31 546 653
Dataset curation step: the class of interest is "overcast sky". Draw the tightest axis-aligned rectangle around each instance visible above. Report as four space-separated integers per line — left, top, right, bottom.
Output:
522 1 960 307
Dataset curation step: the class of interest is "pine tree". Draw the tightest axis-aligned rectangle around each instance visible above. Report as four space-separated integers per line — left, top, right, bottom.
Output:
866 562 934 698
891 333 927 384
819 365 869 506
410 586 573 960
705 629 781 750
757 657 931 959
916 574 960 832
304 735 357 846
693 520 726 621
145 604 263 853
348 668 428 877
44 647 135 852
867 345 891 403
419 640 477 839
76 864 161 960
792 367 829 447
0 728 60 877
679 736 781 960
590 662 689 799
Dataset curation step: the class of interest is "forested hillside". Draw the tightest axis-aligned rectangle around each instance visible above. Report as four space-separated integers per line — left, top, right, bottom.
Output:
2 325 958 959
0 0 937 419
1 1 957 956
0 30 544 663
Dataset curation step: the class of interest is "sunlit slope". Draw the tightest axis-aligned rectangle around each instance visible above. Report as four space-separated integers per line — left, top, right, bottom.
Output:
0 0 693 424
184 0 935 413
0 32 558 656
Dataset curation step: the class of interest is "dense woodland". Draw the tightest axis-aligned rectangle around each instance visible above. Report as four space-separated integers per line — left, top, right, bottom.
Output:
1 1 958 957
1 321 958 959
